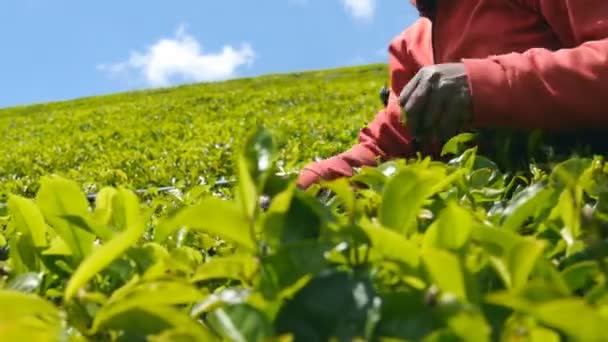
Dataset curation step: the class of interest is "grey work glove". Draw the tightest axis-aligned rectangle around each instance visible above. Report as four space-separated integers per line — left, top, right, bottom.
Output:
399 63 474 142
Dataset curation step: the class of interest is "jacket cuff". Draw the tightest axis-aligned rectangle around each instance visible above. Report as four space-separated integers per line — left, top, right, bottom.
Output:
296 155 356 190
296 167 322 190
462 58 514 128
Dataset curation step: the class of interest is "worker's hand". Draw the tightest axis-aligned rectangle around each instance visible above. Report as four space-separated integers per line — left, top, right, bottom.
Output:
399 63 473 141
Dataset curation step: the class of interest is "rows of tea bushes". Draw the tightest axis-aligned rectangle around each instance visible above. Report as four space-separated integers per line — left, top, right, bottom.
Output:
0 65 387 198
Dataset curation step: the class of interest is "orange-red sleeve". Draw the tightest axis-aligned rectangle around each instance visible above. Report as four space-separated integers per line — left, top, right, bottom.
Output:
297 31 421 189
463 0 608 131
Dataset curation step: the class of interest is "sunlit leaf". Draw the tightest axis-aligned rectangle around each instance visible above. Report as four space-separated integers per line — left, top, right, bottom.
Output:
207 303 274 342
42 236 72 256
36 176 95 260
10 232 40 273
360 220 420 269
423 202 475 251
561 261 599 292
321 178 356 215
237 127 276 219
155 197 255 251
556 187 583 244
422 248 467 301
191 255 258 284
8 195 48 248
441 132 478 157
500 181 555 231
550 158 592 189
380 168 446 235
96 305 217 340
0 291 62 341
92 279 206 333
262 187 328 249
92 187 118 226
65 188 146 301
535 300 606 341
509 239 546 289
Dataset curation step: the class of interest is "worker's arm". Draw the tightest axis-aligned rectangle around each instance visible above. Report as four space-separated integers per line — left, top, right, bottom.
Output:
462 0 608 131
297 30 423 189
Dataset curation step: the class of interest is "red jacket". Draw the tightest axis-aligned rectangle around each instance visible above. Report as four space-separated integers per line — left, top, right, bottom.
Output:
297 0 608 189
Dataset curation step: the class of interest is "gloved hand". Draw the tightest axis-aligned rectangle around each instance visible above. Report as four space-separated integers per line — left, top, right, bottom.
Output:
399 63 474 142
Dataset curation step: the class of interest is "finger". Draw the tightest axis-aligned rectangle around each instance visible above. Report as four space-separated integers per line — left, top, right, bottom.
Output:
438 100 465 141
420 88 445 137
399 71 422 108
404 79 432 137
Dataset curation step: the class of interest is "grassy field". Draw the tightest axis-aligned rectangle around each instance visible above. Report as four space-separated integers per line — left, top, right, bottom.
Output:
0 64 388 197
1 64 608 341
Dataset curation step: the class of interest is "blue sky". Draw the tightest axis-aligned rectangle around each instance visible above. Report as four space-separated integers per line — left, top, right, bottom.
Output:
0 0 419 108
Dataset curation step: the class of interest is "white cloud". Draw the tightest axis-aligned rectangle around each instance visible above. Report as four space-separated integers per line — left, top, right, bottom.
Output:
98 25 255 87
341 0 376 21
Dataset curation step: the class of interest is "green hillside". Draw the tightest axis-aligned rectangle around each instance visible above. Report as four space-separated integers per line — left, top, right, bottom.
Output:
0 64 388 197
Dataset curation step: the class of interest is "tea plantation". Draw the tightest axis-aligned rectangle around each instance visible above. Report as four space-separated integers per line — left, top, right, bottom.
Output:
1 64 608 341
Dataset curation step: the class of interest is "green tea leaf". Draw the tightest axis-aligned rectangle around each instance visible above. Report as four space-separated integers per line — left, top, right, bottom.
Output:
441 132 477 157
422 248 467 301
128 243 172 280
191 255 258 284
556 187 583 244
380 168 445 235
374 290 438 340
42 236 72 256
92 279 206 333
0 290 62 341
36 176 95 260
65 188 146 301
149 329 215 342
8 195 48 248
429 296 492 342
92 187 118 226
10 232 40 273
97 305 217 341
190 288 252 317
471 225 520 257
237 127 276 218
550 158 592 189
350 166 388 192
472 225 545 289
561 261 598 292
60 214 114 243
509 239 546 289
155 197 255 251
500 181 554 231
423 202 475 251
262 187 327 249
207 303 274 342
259 241 332 299
360 220 420 269
534 299 606 341
274 270 381 342
528 328 561 342
0 290 61 318
321 178 356 215
170 246 204 272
